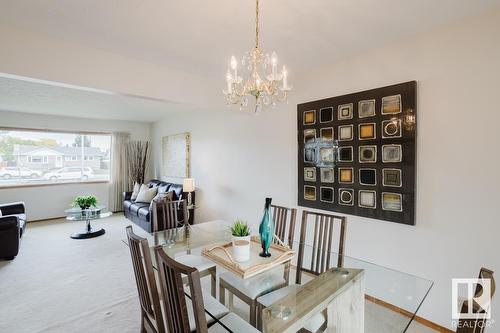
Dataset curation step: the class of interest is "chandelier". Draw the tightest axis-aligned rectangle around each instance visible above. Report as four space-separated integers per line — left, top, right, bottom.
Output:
223 0 291 113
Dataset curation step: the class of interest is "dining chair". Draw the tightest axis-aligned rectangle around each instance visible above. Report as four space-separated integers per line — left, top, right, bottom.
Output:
126 225 165 333
152 198 189 231
256 210 347 332
154 245 260 333
456 267 495 333
153 199 217 297
219 204 297 327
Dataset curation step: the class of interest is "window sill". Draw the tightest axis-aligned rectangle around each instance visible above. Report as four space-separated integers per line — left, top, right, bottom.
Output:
0 180 110 190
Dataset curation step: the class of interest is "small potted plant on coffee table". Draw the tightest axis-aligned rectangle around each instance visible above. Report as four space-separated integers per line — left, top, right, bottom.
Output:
230 219 251 262
73 195 98 211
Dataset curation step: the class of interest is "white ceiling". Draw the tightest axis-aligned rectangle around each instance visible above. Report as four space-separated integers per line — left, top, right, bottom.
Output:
0 75 185 122
1 0 500 79
1 1 499 122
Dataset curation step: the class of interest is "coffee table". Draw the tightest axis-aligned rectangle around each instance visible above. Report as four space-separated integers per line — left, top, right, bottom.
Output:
65 206 112 239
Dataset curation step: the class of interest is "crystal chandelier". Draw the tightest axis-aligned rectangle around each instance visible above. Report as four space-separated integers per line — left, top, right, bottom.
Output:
223 0 292 113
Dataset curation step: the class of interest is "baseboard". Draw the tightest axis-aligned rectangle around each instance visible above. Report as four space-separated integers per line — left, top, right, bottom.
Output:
365 294 454 333
27 216 66 223
27 211 124 223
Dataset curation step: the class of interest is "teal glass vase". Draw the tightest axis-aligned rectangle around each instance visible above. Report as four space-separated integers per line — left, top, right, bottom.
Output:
259 197 274 257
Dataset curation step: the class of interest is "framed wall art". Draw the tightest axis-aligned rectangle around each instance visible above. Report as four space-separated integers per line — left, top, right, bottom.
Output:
297 81 417 225
161 132 191 180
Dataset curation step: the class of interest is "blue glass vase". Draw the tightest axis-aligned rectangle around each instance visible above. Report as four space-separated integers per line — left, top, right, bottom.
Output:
259 197 274 257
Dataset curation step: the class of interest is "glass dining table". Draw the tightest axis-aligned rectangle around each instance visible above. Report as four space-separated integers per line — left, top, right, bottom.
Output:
125 220 433 333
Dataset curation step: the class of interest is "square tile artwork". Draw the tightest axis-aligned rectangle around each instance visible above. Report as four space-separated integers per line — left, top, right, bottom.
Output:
298 81 416 225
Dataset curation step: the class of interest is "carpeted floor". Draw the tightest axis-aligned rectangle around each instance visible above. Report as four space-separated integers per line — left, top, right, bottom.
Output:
0 214 140 333
0 214 437 333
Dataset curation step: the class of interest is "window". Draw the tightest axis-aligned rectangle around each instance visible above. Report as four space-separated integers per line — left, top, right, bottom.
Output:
27 156 48 163
0 128 111 187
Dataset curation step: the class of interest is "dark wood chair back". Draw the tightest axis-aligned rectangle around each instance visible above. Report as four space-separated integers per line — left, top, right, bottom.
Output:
126 226 165 333
271 204 297 247
154 245 208 333
295 210 347 284
456 267 495 333
152 199 189 231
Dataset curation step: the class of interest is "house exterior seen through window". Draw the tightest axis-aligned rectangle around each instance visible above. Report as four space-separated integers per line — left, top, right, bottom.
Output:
0 129 111 186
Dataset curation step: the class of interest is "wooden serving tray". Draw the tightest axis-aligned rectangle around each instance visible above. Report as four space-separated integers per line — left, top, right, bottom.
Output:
201 236 295 279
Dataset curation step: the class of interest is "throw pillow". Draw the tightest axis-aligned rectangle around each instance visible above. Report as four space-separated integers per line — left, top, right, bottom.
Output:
149 191 174 209
135 186 158 204
130 182 141 201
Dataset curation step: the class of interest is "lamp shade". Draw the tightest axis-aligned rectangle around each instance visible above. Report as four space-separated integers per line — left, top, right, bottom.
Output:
183 178 195 192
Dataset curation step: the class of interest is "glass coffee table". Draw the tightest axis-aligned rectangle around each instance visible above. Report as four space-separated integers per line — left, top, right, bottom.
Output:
65 206 112 239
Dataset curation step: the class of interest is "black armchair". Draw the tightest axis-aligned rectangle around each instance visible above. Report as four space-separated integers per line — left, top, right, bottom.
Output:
0 202 26 260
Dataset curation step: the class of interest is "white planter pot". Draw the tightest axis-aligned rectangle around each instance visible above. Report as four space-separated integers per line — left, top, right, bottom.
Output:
232 235 251 262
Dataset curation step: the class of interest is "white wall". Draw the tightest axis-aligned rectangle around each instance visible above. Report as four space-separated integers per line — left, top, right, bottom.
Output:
0 110 151 220
152 10 500 329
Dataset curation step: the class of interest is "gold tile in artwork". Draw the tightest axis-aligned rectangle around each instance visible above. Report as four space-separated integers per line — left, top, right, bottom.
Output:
304 186 317 201
382 192 403 211
382 95 402 114
304 110 316 125
359 123 376 140
339 168 353 183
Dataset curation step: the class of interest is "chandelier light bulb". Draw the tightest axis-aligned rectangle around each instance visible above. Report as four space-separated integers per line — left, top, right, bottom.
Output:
271 52 278 64
230 56 237 70
271 51 278 80
282 65 288 90
226 70 233 94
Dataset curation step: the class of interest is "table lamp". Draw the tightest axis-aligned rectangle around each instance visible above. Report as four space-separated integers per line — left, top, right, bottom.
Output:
183 178 195 207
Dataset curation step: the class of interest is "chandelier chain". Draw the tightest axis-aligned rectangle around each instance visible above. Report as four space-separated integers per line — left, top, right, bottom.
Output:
255 0 259 49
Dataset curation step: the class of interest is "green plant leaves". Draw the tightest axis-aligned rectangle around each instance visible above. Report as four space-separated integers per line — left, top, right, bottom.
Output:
230 219 250 237
72 195 98 208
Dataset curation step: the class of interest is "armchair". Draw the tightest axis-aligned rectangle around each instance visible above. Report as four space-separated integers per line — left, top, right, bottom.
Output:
0 202 27 260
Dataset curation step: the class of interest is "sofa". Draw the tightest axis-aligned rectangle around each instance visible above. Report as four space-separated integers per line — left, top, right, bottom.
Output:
123 179 195 232
0 202 27 260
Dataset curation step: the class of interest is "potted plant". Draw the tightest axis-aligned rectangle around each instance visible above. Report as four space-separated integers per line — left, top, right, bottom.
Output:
72 195 98 210
230 219 251 262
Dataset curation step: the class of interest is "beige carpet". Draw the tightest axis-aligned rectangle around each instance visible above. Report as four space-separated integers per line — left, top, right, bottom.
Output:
0 214 140 333
0 214 437 333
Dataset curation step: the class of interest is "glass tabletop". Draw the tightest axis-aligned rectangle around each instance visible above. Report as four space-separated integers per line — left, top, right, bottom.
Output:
65 206 112 221
127 220 433 333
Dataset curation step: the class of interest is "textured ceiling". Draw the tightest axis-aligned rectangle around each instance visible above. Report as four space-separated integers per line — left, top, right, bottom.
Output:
0 75 184 122
1 0 499 78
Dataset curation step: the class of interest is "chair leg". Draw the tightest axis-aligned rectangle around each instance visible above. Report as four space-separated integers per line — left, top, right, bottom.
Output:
209 267 216 298
228 291 234 310
140 313 147 333
250 300 257 327
219 281 226 306
256 303 263 331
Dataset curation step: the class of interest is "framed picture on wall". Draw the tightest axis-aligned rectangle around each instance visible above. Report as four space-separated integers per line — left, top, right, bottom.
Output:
161 132 191 180
297 81 417 226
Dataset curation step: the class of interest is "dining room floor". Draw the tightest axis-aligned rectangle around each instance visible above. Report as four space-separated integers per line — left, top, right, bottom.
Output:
0 214 439 333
